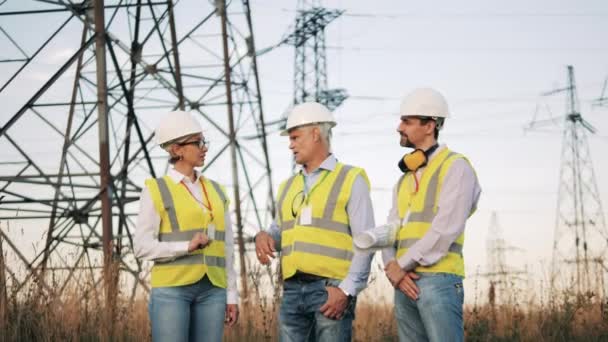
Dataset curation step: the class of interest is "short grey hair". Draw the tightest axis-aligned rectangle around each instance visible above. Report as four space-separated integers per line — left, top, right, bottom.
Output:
317 122 333 149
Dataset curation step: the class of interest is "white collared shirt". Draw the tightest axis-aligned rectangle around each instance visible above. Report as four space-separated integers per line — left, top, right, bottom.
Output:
134 168 238 304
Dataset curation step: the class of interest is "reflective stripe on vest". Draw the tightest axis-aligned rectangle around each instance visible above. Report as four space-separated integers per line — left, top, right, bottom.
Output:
400 153 453 222
154 177 227 242
277 164 352 229
396 150 467 276
282 241 354 261
156 178 226 236
156 177 179 233
277 175 297 225
159 228 226 242
155 254 226 267
396 238 463 256
147 176 228 288
398 151 458 222
277 163 364 280
208 179 227 204
279 219 348 234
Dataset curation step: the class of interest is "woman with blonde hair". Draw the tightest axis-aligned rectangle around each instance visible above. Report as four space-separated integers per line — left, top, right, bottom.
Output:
134 110 238 341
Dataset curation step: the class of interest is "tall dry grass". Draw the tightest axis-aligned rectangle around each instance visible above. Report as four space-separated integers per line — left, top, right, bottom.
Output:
2 250 607 341
2 276 607 341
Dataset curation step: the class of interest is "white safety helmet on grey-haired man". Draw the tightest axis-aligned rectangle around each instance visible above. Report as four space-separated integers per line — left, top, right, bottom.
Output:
155 111 203 149
400 88 449 130
281 102 336 136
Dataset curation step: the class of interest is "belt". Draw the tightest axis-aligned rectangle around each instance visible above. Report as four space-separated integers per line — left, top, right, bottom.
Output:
287 272 326 282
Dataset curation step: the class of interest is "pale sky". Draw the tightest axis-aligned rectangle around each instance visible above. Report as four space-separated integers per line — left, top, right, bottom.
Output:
252 0 608 300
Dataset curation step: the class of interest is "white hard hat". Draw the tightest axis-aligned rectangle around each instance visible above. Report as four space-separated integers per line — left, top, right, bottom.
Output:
400 88 449 119
281 102 336 136
155 111 203 146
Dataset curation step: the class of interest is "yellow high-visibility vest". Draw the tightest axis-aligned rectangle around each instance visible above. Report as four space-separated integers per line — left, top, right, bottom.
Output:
277 162 370 280
395 148 475 277
145 175 229 288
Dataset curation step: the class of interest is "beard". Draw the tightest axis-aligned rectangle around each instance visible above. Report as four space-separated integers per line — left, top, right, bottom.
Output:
400 135 415 148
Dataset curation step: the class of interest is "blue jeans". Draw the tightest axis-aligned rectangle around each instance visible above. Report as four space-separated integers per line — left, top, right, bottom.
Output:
279 278 356 342
149 276 227 342
394 273 464 342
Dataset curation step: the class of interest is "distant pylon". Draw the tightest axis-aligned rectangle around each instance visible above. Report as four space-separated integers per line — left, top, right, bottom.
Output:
282 0 348 110
531 65 608 299
483 212 526 305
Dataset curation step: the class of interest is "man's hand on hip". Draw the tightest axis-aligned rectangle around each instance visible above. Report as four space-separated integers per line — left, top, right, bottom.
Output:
320 286 349 320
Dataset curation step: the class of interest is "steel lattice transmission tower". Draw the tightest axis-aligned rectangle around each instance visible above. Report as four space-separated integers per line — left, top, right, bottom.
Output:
483 212 526 306
533 65 608 299
596 73 608 107
281 0 347 110
0 0 274 317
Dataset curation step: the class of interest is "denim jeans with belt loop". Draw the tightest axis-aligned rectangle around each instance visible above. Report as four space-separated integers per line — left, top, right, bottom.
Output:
279 275 356 342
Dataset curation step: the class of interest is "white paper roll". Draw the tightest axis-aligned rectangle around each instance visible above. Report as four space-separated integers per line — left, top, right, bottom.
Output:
353 221 400 251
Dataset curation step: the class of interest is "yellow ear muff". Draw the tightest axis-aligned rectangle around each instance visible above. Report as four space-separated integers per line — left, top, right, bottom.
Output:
403 149 427 172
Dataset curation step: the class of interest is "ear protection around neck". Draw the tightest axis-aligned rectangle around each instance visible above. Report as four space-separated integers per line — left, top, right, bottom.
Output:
398 144 439 173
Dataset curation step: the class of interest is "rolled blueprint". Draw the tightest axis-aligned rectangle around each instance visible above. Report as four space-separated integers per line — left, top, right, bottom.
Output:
353 221 400 252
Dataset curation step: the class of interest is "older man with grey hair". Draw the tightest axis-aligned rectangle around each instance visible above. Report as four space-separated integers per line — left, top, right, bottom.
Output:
255 102 375 342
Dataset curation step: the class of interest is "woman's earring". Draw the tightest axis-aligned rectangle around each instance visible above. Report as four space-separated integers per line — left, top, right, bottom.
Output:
179 155 183 161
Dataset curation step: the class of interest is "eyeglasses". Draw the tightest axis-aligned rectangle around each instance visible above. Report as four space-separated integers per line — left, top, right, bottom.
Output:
178 139 209 149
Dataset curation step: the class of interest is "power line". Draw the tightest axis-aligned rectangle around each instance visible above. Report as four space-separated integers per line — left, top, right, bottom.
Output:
265 8 608 18
325 45 608 53
341 10 608 18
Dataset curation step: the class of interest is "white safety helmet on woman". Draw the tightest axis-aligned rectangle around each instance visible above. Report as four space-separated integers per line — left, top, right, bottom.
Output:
155 111 203 149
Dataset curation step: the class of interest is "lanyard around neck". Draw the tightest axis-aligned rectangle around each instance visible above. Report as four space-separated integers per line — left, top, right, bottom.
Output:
181 177 214 218
301 169 330 205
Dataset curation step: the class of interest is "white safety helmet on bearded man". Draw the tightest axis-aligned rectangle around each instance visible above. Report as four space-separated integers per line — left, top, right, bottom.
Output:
281 102 336 136
155 111 203 148
400 88 449 130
